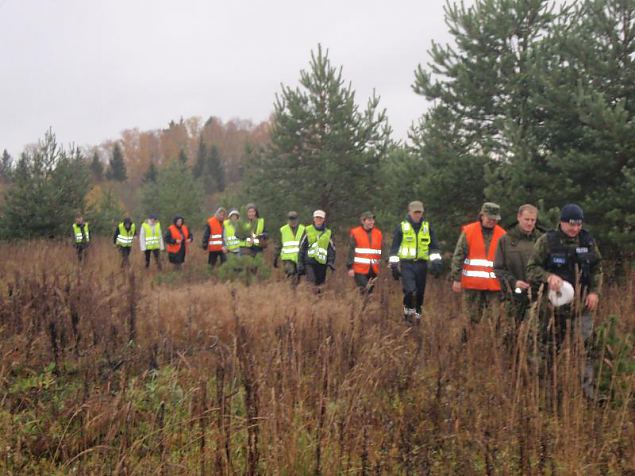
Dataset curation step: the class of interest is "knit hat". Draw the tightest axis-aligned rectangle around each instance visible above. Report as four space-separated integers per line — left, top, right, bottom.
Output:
560 203 584 223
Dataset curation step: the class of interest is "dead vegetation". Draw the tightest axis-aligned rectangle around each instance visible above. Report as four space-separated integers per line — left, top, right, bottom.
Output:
0 239 633 474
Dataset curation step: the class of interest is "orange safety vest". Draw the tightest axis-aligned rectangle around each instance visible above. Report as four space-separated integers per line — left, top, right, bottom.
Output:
207 216 224 252
460 221 505 291
166 224 190 255
350 226 382 275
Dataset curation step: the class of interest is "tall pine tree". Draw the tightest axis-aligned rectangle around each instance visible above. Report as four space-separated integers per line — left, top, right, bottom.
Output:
244 45 392 229
107 143 127 181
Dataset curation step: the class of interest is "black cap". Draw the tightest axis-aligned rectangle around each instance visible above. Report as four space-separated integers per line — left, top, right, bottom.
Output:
560 203 584 223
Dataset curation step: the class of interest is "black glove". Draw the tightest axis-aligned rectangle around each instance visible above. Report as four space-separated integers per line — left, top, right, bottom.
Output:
273 257 279 268
328 264 336 272
429 259 443 277
391 264 400 281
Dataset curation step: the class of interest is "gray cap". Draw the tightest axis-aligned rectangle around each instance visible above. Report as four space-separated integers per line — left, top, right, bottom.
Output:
287 211 299 219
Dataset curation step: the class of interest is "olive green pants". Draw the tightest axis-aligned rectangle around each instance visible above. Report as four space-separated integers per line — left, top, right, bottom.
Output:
462 289 502 324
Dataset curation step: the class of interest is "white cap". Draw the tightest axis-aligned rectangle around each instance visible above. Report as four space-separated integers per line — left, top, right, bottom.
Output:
313 209 326 219
548 280 575 307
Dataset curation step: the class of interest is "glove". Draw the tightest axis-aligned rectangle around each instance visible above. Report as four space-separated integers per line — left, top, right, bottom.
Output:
391 264 400 281
273 257 279 268
429 259 443 277
328 264 336 272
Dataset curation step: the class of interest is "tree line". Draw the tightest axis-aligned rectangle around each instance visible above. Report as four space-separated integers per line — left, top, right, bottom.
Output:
1 0 633 260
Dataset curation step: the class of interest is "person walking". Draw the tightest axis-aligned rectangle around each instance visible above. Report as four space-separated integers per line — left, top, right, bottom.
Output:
165 215 193 270
140 214 164 269
239 203 268 257
72 214 90 263
526 203 603 399
451 202 506 325
202 207 226 267
494 204 543 323
389 201 442 322
223 209 243 256
274 211 305 283
347 211 383 295
113 217 136 268
298 210 336 289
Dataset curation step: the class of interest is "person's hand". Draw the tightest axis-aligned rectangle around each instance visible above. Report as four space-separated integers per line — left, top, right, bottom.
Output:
347 269 355 278
391 265 400 281
515 280 530 290
222 247 228 254
547 274 562 292
176 239 182 244
452 281 462 293
430 259 443 277
586 292 599 311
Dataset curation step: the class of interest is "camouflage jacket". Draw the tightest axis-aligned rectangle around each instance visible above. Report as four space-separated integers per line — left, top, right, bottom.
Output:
526 227 603 295
450 225 496 282
494 224 543 293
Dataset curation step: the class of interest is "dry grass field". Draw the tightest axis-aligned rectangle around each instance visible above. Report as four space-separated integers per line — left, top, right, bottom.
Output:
0 239 633 475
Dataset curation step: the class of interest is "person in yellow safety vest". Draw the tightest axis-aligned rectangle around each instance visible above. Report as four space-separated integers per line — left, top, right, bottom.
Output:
223 209 243 255
113 217 136 268
238 203 268 257
72 214 90 263
274 211 305 283
139 214 164 270
298 209 336 289
389 201 443 323
347 211 383 295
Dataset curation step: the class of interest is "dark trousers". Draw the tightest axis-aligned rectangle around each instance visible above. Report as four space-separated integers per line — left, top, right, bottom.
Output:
76 244 88 262
208 251 226 267
283 261 299 286
306 263 328 286
144 249 162 269
400 261 428 312
119 247 131 267
354 270 377 294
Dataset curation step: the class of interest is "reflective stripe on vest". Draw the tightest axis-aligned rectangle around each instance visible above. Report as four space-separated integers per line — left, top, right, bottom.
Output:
116 222 135 247
280 224 305 263
460 221 506 291
351 226 382 274
244 218 265 247
395 221 430 261
73 223 89 244
143 222 161 250
305 225 331 265
166 224 189 255
207 216 224 251
223 220 242 251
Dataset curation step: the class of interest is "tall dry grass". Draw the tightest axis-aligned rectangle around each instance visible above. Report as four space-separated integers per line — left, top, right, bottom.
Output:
0 238 633 474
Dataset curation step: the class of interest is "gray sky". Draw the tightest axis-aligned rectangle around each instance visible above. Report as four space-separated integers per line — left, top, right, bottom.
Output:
0 0 459 157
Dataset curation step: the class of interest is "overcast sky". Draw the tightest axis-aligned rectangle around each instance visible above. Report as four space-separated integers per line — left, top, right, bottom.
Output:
0 0 462 157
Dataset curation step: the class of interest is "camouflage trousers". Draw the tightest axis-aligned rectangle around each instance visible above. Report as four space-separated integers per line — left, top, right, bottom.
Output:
462 289 502 325
539 302 595 399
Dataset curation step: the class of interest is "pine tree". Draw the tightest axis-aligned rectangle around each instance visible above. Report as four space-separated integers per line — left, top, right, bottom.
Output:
243 45 392 229
107 143 127 181
178 148 188 165
1 130 91 238
89 151 103 182
143 161 158 183
0 149 12 181
208 145 225 192
140 161 205 227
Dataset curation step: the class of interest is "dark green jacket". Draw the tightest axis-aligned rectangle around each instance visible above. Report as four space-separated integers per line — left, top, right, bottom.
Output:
526 227 603 295
494 224 543 293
